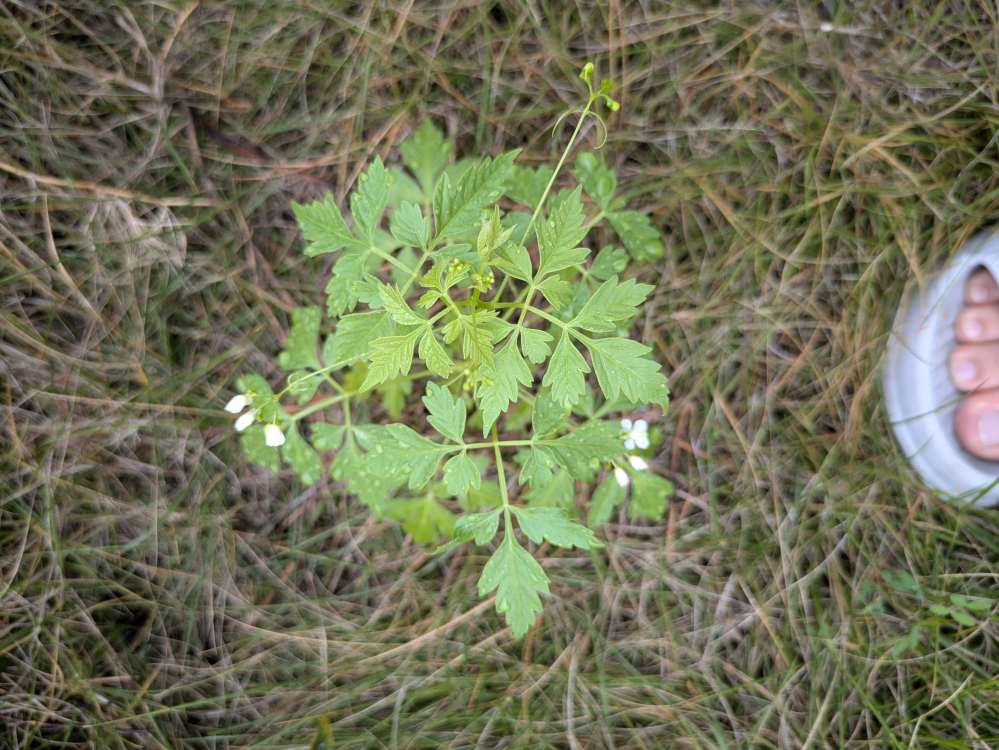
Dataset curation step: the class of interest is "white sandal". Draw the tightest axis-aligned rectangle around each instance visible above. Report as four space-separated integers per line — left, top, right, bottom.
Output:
884 231 999 506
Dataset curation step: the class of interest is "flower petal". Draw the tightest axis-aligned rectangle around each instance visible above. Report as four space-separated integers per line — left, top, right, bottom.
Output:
225 395 248 413
265 423 286 447
620 418 633 430
235 411 255 432
628 455 648 471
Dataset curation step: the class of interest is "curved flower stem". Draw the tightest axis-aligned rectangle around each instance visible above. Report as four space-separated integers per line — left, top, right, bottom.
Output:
514 96 598 332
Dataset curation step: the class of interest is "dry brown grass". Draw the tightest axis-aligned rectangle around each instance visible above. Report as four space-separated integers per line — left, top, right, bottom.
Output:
3 1 999 747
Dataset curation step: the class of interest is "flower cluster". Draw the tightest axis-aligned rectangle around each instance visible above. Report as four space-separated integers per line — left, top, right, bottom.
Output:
621 418 649 450
614 418 651 486
225 393 285 447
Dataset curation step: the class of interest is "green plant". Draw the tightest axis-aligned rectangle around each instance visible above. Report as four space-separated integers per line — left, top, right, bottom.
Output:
226 64 672 637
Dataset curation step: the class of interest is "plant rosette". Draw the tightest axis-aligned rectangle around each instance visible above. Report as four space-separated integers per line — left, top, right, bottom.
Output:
225 65 674 637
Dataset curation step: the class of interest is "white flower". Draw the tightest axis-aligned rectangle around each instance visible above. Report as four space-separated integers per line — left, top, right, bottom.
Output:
225 394 249 413
614 467 630 487
265 423 286 447
234 410 256 432
629 455 648 472
621 417 650 450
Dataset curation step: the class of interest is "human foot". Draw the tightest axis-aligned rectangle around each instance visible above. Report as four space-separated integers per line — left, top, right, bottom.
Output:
949 268 999 459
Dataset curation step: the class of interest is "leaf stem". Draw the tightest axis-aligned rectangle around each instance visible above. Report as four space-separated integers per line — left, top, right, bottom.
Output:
492 424 513 532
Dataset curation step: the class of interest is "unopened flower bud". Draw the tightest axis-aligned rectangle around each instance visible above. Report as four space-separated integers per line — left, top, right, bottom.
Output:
614 467 630 487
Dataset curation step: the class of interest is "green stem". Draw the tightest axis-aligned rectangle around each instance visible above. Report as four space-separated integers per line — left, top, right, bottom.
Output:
287 368 433 422
492 424 512 531
514 96 597 331
399 250 432 295
525 306 567 328
292 394 349 421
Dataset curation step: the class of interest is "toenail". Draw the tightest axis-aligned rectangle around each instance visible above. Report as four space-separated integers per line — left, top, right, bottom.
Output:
955 360 977 382
964 319 985 339
979 410 999 446
970 284 991 303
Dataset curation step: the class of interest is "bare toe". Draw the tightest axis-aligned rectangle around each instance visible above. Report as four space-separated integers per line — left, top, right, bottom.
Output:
949 343 999 391
955 304 999 344
955 388 999 460
965 268 999 305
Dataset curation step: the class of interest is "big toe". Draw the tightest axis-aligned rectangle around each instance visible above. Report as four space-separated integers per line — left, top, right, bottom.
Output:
955 390 999 460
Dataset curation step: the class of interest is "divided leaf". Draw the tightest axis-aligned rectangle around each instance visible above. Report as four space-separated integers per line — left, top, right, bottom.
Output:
350 157 390 243
360 327 422 391
334 311 393 364
629 471 673 521
456 508 502 545
545 420 622 479
377 282 424 326
477 206 514 264
331 432 404 517
512 506 603 549
541 333 590 409
443 451 482 495
389 495 455 545
537 277 573 310
479 335 533 433
399 120 452 196
532 392 567 437
461 317 496 371
390 202 431 251
435 507 501 553
293 194 360 257
388 168 423 206
569 276 652 332
517 445 556 490
506 164 555 211
377 378 413 419
419 327 452 378
587 474 626 527
571 152 618 211
367 423 448 490
589 246 628 280
423 382 466 443
607 210 663 262
278 306 322 370
281 424 324 486
478 535 550 638
310 423 346 451
325 251 376 317
576 334 670 411
524 468 573 509
433 151 519 242
537 186 589 278
520 328 553 364
493 242 533 282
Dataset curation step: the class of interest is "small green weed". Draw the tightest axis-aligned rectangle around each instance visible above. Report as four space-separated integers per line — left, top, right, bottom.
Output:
228 65 671 637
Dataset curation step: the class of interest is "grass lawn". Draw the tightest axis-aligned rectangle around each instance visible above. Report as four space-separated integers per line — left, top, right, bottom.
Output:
3 1 999 747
